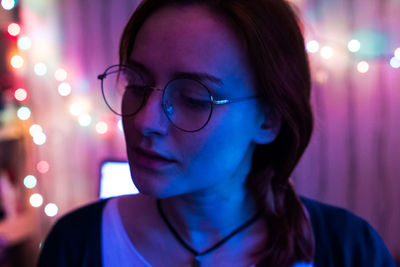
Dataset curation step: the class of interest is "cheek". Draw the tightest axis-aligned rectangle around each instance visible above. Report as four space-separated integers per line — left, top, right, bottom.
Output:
181 113 256 178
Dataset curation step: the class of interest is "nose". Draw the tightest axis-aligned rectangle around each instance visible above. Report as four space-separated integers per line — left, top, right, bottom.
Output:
132 89 170 136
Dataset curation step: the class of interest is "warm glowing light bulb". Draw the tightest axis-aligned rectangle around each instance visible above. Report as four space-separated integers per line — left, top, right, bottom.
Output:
17 106 31 120
357 61 369 73
34 63 47 76
30 193 43 207
96 121 108 135
11 55 24 68
1 0 15 10
306 40 320 53
69 103 82 116
37 161 50 174
78 113 92 127
320 46 333 59
29 124 43 136
390 57 400 69
44 203 59 217
58 82 71 96
394 48 400 60
7 22 20 36
33 132 47 145
348 39 361 53
14 88 28 102
54 68 68 81
24 175 37 189
18 35 32 50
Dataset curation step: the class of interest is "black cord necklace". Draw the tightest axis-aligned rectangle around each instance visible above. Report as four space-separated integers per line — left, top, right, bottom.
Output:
156 199 261 267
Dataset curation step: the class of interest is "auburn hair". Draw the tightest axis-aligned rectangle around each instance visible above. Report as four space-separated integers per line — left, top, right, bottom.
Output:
119 0 315 266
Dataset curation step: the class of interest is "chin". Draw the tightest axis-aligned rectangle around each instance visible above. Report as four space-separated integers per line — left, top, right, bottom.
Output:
130 171 174 199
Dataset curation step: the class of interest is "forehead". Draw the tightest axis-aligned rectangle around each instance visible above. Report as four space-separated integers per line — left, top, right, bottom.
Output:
130 4 255 92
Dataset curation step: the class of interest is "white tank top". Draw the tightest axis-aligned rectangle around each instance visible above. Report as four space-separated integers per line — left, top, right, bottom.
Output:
102 197 152 267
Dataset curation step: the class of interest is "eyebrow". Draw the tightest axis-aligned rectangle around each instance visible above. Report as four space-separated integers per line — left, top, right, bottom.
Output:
126 59 223 87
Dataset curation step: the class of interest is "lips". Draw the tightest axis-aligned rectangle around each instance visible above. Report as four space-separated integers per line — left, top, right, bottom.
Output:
131 147 177 170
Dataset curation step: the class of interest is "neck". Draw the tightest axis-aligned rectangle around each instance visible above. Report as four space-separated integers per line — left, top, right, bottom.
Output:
161 187 258 251
159 142 259 252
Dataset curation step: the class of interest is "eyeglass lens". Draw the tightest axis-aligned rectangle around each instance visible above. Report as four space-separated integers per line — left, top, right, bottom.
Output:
101 65 213 132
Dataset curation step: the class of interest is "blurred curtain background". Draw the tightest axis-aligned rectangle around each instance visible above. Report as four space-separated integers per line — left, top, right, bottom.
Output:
0 0 399 265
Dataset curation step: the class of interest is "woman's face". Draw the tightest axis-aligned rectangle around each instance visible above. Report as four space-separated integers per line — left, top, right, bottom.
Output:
123 4 268 198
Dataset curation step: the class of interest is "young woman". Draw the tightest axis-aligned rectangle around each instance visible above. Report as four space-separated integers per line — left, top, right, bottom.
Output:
38 0 396 266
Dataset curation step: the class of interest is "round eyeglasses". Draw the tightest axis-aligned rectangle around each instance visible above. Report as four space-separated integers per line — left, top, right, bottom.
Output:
98 64 258 132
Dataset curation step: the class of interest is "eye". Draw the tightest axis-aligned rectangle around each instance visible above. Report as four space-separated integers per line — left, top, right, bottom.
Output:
173 83 211 110
178 91 210 109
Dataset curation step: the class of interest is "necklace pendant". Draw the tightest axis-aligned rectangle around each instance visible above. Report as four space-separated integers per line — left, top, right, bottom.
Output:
192 257 201 267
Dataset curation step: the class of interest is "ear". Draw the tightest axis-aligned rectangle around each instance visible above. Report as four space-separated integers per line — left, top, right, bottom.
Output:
253 109 281 145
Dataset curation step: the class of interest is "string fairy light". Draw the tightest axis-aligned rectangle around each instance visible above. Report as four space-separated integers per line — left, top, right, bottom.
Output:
54 68 68 81
14 88 28 102
320 45 333 59
18 35 32 50
348 39 361 53
10 55 24 68
96 121 109 135
357 61 370 73
24 175 37 189
395 48 400 60
1 0 16 10
29 193 44 207
7 22 21 36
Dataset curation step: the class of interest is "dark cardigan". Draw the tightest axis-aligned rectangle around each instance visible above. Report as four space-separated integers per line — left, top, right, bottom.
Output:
37 197 396 267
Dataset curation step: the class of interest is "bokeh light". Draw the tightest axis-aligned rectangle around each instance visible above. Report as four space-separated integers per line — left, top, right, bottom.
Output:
96 121 108 135
357 61 370 73
33 132 47 145
29 124 43 136
348 39 361 53
30 193 43 207
54 68 67 81
11 55 24 68
17 106 31 120
69 103 82 116
395 48 400 60
44 203 59 217
320 46 333 59
390 57 400 69
1 0 15 10
7 22 20 36
58 82 71 96
306 40 320 53
24 175 37 189
18 35 32 51
14 88 28 102
37 161 50 174
34 62 47 76
78 113 92 127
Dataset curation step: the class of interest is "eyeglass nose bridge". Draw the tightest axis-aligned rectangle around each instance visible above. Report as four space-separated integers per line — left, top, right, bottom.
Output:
139 85 172 119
